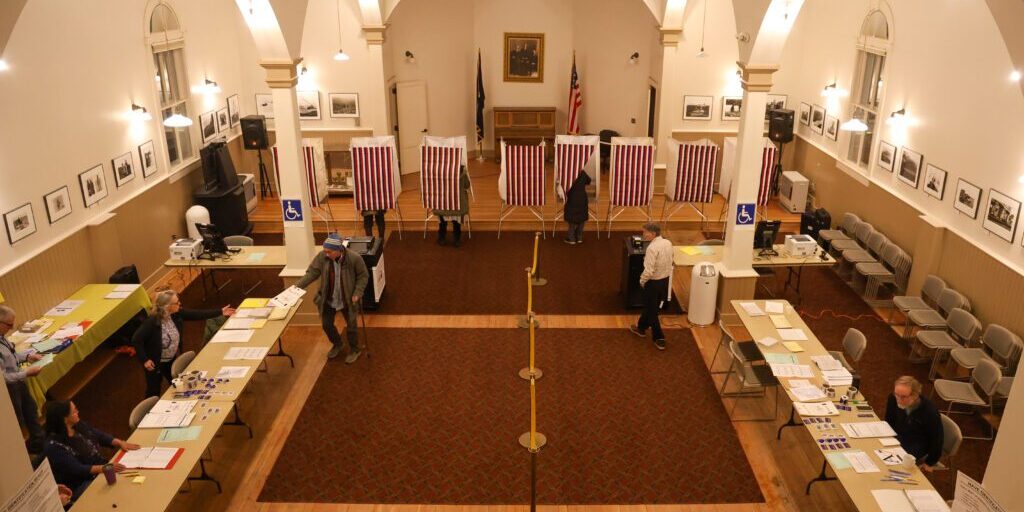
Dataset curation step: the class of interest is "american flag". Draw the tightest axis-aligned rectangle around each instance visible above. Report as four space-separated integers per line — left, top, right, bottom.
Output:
566 55 582 134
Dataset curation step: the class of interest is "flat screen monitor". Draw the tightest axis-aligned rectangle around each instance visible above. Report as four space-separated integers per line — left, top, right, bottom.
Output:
199 142 239 192
753 220 781 250
195 223 229 256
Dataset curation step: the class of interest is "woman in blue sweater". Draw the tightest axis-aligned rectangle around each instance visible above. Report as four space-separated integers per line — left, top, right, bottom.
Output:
42 400 139 499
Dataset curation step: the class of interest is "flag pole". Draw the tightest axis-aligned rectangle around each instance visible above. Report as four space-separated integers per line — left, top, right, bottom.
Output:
475 48 486 162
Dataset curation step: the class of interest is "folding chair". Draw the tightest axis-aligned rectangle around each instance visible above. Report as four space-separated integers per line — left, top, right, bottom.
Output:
838 231 888 280
853 243 912 306
890 274 947 325
710 319 764 374
351 136 404 239
934 414 963 495
931 359 1001 440
818 212 860 249
551 135 600 236
949 324 1022 378
829 220 873 256
904 288 971 339
913 308 980 379
720 341 780 422
827 328 867 372
498 140 546 238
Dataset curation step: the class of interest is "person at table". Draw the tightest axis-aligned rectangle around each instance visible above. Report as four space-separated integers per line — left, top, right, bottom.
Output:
628 223 673 351
885 375 944 472
561 170 592 245
0 304 46 453
433 165 471 247
42 400 139 500
132 290 235 397
294 233 368 363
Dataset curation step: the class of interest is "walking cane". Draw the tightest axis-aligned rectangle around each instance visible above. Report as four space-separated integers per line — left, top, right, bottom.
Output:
358 299 371 359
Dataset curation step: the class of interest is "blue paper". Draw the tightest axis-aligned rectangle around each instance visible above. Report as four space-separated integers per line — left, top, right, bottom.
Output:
826 452 852 470
765 353 798 364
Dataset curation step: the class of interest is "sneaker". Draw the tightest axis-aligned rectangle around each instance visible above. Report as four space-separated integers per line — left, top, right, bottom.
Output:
628 324 646 338
654 339 666 351
345 349 362 364
327 345 343 359
563 238 575 245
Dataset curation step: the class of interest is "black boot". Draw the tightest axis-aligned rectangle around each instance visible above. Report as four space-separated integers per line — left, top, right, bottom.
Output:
453 221 462 247
437 219 447 245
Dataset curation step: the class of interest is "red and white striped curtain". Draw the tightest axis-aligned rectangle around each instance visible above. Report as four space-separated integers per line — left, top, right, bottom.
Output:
671 144 718 203
756 145 779 205
351 146 396 211
503 144 545 206
420 146 462 211
610 144 654 207
272 146 319 207
555 143 592 195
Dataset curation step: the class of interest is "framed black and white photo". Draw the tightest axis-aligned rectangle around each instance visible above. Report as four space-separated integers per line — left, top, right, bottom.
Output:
3 203 36 245
764 94 788 120
503 32 545 83
78 164 107 207
954 178 981 219
111 151 135 188
923 164 947 200
227 94 240 126
984 189 1020 243
216 107 229 132
329 93 360 118
877 141 896 172
798 102 811 126
682 95 713 120
824 115 839 141
722 96 743 121
255 93 274 119
297 90 321 120
138 140 157 178
200 111 217 143
810 105 825 135
897 147 923 188
44 186 72 224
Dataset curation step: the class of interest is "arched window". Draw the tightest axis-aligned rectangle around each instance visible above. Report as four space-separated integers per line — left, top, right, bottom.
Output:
149 3 193 167
845 9 890 171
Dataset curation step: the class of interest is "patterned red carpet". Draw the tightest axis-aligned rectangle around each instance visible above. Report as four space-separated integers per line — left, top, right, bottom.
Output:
258 328 763 504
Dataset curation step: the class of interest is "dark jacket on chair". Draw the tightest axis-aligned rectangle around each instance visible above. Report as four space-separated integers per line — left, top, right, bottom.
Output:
563 172 592 224
884 394 944 466
132 309 222 364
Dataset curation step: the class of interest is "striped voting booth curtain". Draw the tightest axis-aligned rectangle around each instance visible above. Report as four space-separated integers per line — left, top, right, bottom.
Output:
351 146 396 211
672 144 718 203
272 146 319 207
555 143 593 195
503 144 546 206
611 144 654 207
420 146 462 211
756 146 779 205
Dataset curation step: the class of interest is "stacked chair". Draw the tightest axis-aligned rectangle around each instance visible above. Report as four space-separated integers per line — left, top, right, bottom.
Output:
818 212 860 250
890 274 946 325
902 288 971 339
852 243 912 305
912 308 981 379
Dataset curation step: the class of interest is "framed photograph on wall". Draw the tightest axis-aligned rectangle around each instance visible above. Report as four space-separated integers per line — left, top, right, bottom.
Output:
200 111 217 143
329 93 360 118
503 32 545 83
798 102 811 126
3 203 36 245
984 188 1020 243
923 164 947 200
810 105 825 134
138 140 157 178
111 151 135 188
764 94 788 120
227 94 240 126
824 115 839 141
44 186 72 224
216 107 230 132
877 141 896 172
897 147 923 188
78 164 107 207
682 95 713 120
954 178 981 218
722 96 743 120
255 93 274 119
297 90 321 120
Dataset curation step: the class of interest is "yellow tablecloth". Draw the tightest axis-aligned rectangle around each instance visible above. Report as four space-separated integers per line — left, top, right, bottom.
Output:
23 284 152 409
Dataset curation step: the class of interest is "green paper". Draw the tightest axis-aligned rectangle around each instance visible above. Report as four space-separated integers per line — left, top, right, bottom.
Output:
247 252 267 262
765 353 798 364
157 426 202 443
29 354 55 368
32 338 62 353
826 452 852 470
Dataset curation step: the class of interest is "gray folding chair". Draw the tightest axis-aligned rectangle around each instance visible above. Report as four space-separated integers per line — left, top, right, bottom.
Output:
827 328 867 372
949 324 1022 378
934 414 962 487
829 220 873 254
891 274 946 325
171 350 196 379
698 239 724 246
854 244 911 305
128 396 159 431
839 231 888 279
904 288 970 339
818 212 860 248
224 235 254 246
720 340 779 422
710 319 764 374
932 359 1001 440
913 308 980 379
995 376 1014 405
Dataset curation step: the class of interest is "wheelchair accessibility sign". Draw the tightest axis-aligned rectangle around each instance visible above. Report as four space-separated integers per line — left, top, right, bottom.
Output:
282 199 303 224
736 203 755 226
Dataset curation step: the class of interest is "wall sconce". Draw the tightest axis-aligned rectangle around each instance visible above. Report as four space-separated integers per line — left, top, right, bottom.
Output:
128 103 152 122
1011 70 1022 82
193 78 220 94
404 50 415 63
628 52 640 64
886 108 907 126
0 59 9 72
300 66 308 75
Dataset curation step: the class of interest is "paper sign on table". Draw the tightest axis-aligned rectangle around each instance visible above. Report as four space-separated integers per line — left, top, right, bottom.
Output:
223 347 269 361
778 328 808 341
50 325 84 340
783 342 805 352
45 300 83 317
764 301 785 314
845 450 881 473
826 452 853 470
738 302 765 317
150 400 197 415
872 490 916 512
114 284 139 292
756 336 779 347
790 386 828 402
770 315 792 328
209 329 254 343
215 366 249 379
235 307 272 319
104 291 133 299
239 298 270 308
793 401 838 416
157 426 202 443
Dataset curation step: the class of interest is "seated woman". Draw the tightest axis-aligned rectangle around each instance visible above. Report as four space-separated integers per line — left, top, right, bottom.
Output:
42 400 139 499
133 289 234 397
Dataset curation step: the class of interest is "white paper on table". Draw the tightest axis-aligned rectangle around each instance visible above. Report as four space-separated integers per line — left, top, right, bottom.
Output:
119 447 181 469
793 401 838 416
790 386 828 402
764 301 785 314
137 412 195 429
822 368 854 385
845 450 881 473
738 302 765 317
150 400 197 415
44 300 84 317
209 329 254 343
50 326 84 339
769 363 814 378
235 307 272 319
215 366 250 379
756 336 779 347
778 328 808 341
770 315 792 328
811 355 844 370
879 437 901 447
906 490 951 512
875 447 911 466
788 379 814 388
872 490 916 512
222 318 259 330
223 347 270 361
113 284 140 292
268 306 290 320
104 291 133 299
842 421 898 438
268 286 306 308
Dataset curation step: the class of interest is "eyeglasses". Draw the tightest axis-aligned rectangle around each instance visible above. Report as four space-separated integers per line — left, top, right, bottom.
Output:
0 320 12 328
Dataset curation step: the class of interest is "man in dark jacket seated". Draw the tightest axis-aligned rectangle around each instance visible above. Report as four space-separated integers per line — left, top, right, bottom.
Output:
884 375 944 471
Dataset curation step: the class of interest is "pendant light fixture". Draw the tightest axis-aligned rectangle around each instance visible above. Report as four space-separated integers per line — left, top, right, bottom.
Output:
696 0 708 57
333 0 350 61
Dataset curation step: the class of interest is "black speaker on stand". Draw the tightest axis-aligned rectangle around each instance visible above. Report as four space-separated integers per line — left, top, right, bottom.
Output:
241 115 274 199
768 108 795 196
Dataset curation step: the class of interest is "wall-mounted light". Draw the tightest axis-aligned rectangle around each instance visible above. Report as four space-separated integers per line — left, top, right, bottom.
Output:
128 103 152 122
1011 70 1022 82
300 66 308 75
839 118 868 132
0 59 9 72
628 51 640 64
163 113 193 128
404 50 415 63
193 78 221 94
886 108 907 126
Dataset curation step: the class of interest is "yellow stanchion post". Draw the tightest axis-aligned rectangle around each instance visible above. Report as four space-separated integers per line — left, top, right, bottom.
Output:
517 267 540 329
518 309 542 379
530 231 547 286
519 375 547 450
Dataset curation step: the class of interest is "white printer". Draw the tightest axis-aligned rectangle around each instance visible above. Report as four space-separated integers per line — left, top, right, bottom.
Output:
169 238 203 260
784 234 819 257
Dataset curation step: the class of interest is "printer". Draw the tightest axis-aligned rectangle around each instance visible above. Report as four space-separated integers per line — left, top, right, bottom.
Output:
169 238 203 261
784 234 819 257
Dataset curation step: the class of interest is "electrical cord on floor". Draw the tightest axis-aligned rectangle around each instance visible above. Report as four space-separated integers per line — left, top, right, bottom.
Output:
797 308 885 323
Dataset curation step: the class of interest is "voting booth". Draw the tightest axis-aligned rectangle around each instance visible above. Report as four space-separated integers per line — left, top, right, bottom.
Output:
605 137 655 236
663 138 720 228
350 135 404 237
498 140 547 237
552 134 600 234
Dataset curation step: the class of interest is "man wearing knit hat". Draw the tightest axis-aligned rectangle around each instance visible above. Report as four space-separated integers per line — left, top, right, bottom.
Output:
295 233 369 363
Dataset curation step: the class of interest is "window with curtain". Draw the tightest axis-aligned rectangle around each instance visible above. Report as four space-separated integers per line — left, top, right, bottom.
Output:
845 10 889 172
150 4 193 167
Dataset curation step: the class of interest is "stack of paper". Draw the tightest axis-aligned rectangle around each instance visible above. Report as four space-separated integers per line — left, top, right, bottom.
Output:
117 447 182 469
768 363 814 378
811 355 844 371
845 451 881 473
45 300 84 317
871 490 950 512
764 301 785 314
268 286 306 308
222 318 267 330
151 400 197 415
756 336 779 347
268 306 290 320
138 412 195 429
239 298 270 308
778 328 808 341
841 421 898 438
50 324 84 340
738 302 765 317
822 368 853 386
209 329 254 343
224 347 269 361
905 490 950 512
790 385 827 402
235 307 272 319
782 342 805 352
794 401 838 416
765 353 798 364
770 315 792 328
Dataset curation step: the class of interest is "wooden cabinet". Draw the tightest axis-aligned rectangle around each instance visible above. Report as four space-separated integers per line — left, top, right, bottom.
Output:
492 106 556 162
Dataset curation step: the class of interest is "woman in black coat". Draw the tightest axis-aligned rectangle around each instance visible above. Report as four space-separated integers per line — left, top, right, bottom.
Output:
132 290 234 397
562 171 592 244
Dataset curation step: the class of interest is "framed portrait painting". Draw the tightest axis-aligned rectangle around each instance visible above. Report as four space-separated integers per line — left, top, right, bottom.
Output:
255 93 274 119
923 164 947 200
683 95 713 120
984 189 1020 243
138 140 158 178
798 102 811 126
898 147 923 188
44 186 72 224
227 94 240 126
954 178 981 219
3 203 36 245
722 96 743 121
503 33 545 83
79 164 108 207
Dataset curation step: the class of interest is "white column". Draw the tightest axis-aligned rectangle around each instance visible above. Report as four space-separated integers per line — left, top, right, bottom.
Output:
654 27 682 166
363 25 389 136
0 381 32 502
722 63 777 274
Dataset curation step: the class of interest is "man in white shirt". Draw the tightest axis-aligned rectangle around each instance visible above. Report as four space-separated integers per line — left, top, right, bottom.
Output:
0 305 46 451
629 223 673 350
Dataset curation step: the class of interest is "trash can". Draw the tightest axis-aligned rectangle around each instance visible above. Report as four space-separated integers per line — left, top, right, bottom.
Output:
688 262 718 326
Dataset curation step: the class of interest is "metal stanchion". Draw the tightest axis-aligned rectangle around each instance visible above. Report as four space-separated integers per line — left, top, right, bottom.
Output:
517 268 541 329
530 231 547 286
518 375 547 450
518 310 542 379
